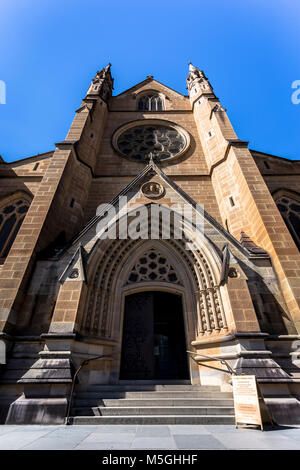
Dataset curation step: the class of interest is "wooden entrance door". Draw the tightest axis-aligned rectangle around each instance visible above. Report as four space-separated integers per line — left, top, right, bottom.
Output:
120 291 189 380
119 291 155 380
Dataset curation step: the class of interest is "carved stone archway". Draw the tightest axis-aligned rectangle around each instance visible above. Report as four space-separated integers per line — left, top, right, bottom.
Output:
81 228 229 382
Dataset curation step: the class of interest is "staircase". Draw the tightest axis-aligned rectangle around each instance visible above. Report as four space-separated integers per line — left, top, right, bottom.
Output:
69 382 235 425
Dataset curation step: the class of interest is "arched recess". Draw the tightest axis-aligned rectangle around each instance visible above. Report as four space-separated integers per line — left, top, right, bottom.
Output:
76 200 234 382
82 235 228 381
273 188 300 250
0 191 32 261
137 90 165 111
81 206 229 342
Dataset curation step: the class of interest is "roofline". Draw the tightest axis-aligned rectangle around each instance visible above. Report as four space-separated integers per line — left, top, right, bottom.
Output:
114 77 188 98
250 148 300 163
3 148 298 167
1 150 54 165
48 160 268 261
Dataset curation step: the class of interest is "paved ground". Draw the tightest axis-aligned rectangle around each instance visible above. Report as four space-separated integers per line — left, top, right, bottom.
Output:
0 424 300 450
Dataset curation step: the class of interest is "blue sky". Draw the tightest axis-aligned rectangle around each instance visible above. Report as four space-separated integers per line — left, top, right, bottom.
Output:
0 0 299 162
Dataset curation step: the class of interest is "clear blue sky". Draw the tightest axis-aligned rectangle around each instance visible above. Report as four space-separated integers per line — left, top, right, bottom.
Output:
0 0 299 162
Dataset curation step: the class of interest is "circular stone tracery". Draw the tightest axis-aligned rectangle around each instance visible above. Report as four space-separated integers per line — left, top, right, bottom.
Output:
126 248 181 285
113 121 189 163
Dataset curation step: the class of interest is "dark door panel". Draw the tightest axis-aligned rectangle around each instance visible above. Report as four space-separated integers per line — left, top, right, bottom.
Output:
120 292 154 380
154 292 189 380
120 291 189 380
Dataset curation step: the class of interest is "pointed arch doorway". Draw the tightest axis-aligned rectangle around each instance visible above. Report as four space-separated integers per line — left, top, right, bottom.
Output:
119 291 189 381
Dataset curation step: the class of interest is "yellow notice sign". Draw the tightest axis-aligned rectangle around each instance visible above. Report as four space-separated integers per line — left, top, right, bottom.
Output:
232 375 273 430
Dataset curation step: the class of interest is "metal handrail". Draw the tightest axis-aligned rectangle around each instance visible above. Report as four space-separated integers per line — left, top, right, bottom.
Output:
65 352 119 425
187 350 236 376
65 350 235 424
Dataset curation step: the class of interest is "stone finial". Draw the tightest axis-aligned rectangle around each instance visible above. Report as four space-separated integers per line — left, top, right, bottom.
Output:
87 63 114 102
188 62 198 73
220 244 230 285
146 152 156 166
186 62 212 95
187 62 205 79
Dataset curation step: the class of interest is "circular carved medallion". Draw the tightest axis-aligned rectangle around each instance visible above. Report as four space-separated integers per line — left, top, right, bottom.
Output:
69 268 79 279
228 267 238 278
141 182 165 199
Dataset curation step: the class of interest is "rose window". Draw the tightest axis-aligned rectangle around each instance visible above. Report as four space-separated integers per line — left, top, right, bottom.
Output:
114 123 188 163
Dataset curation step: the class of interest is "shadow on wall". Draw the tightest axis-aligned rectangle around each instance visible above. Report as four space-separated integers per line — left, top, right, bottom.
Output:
240 259 296 336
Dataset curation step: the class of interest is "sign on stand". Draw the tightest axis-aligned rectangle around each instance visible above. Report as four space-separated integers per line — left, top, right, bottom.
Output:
232 375 274 430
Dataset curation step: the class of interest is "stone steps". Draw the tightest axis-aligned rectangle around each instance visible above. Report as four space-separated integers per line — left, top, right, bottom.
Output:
70 383 235 425
70 415 235 425
74 398 234 407
85 406 234 416
74 390 233 401
75 384 219 392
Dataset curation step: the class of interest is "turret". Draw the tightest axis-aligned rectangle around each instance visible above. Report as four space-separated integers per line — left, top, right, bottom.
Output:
86 63 114 102
186 62 214 104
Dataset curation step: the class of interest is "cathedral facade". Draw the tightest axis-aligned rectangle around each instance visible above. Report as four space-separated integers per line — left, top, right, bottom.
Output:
0 64 300 425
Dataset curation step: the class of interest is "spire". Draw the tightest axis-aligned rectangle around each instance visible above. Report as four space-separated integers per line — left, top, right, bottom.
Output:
86 63 114 102
186 62 213 96
188 62 198 73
